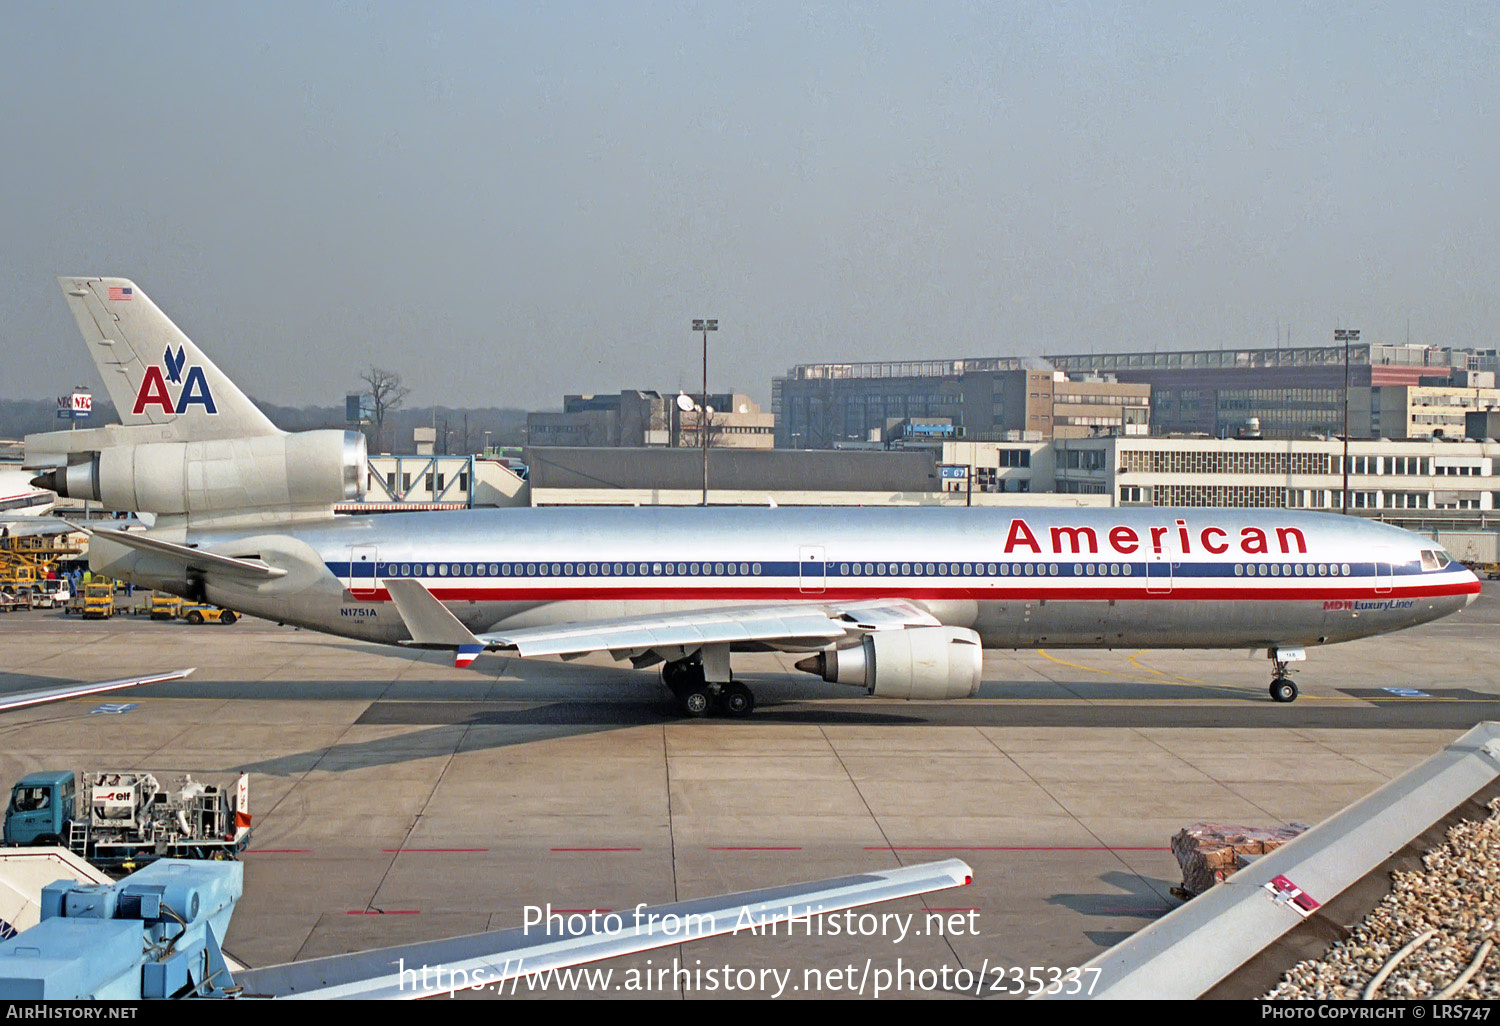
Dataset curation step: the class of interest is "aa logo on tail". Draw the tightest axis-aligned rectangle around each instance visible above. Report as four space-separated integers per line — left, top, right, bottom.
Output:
132 345 218 415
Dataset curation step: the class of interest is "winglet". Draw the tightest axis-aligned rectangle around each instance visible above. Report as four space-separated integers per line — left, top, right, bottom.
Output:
383 579 487 667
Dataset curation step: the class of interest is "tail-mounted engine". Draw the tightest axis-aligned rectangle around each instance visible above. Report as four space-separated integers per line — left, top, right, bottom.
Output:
32 430 366 516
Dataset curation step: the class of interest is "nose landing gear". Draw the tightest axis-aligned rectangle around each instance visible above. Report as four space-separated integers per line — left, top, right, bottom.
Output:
1268 646 1305 703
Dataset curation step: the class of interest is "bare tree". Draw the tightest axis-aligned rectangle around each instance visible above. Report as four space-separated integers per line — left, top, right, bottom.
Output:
359 367 410 453
681 409 729 449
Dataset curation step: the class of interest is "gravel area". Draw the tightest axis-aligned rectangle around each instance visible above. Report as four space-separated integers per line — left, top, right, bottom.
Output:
1266 798 1499 1000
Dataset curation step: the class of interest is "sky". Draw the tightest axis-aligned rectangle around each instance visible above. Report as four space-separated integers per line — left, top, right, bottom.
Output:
2 1 1497 411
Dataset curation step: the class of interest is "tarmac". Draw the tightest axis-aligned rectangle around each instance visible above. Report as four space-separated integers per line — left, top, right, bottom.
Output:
1 582 1496 999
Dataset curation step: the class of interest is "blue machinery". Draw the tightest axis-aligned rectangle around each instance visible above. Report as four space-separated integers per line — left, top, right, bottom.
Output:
0 857 972 1000
0 860 241 999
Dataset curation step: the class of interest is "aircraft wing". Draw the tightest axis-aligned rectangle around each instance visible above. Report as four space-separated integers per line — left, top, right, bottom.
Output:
232 857 972 999
384 579 940 666
0 668 194 713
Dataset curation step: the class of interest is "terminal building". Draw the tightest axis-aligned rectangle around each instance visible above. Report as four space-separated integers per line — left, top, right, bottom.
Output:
775 344 1500 446
527 391 774 449
932 436 1500 529
773 362 1149 448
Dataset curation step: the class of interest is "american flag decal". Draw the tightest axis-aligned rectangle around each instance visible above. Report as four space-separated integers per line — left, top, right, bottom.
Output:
107 286 133 301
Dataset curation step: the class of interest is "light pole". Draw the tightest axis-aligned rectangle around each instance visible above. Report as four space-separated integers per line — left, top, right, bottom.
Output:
692 319 717 506
1335 328 1360 514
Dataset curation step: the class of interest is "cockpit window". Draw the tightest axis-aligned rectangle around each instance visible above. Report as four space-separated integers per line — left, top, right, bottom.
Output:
1420 549 1452 571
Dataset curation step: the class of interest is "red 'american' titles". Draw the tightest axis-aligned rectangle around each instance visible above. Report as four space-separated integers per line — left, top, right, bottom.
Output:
1004 519 1306 557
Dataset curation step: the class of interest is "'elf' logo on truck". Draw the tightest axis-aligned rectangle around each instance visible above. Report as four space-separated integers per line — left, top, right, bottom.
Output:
132 345 217 415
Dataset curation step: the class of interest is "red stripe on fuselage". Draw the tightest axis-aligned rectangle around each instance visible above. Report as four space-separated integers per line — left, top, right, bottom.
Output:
348 580 1480 604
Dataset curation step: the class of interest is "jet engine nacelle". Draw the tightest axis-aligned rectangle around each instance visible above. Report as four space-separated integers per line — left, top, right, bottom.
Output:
795 626 983 700
37 430 366 515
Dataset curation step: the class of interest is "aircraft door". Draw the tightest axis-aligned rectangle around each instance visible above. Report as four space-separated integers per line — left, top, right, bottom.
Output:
1375 553 1393 594
348 544 379 598
1146 548 1172 594
799 545 826 595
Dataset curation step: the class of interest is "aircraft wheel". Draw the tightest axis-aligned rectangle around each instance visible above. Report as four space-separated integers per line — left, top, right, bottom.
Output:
720 684 755 718
1270 678 1298 704
681 688 713 718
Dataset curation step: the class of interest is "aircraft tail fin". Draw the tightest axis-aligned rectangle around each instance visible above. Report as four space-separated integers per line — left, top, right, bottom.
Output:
58 276 279 439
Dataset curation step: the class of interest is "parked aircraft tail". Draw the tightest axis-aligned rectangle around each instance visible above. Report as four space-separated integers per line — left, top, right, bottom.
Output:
57 277 278 440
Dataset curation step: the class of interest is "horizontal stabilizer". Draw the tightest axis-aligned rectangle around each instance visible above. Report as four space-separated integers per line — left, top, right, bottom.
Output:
234 858 972 999
0 668 194 713
68 522 286 581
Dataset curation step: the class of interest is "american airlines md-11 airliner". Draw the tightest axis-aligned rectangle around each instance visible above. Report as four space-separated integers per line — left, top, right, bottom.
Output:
23 278 1481 717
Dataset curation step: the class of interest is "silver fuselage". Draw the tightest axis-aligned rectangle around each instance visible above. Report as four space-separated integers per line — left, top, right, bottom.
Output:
95 506 1480 654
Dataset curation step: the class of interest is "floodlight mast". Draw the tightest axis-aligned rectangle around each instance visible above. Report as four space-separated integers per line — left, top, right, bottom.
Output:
692 319 718 506
1335 328 1360 514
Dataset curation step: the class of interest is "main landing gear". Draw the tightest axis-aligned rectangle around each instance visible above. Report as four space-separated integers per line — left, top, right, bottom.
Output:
1268 647 1303 703
661 658 756 719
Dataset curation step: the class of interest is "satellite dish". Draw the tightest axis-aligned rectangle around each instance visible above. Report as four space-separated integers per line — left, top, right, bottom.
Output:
676 393 696 412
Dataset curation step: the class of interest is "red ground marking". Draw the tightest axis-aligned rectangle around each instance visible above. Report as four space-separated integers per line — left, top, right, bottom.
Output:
865 845 1172 852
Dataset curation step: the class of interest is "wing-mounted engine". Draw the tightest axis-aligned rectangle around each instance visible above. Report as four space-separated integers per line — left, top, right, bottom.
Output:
795 626 983 700
32 430 366 517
